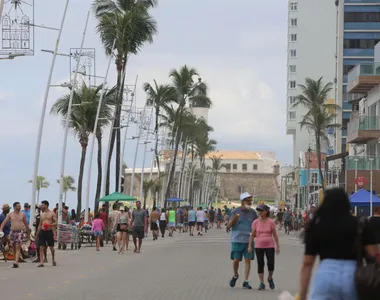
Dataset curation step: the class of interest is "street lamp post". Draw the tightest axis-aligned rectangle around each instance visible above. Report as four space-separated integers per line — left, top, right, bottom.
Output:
354 158 359 192
370 158 374 216
58 10 90 225
30 0 70 225
83 39 114 222
130 102 149 196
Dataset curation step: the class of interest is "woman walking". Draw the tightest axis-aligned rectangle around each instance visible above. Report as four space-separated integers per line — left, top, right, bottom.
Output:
216 208 223 229
159 208 167 238
299 188 377 300
91 213 105 251
248 204 280 291
113 206 129 254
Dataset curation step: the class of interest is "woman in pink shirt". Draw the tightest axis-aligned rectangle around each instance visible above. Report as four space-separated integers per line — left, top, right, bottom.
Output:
91 212 105 251
248 204 280 291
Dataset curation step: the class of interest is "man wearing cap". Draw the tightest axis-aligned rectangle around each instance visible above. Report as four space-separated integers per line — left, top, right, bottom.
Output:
227 192 258 289
21 203 31 225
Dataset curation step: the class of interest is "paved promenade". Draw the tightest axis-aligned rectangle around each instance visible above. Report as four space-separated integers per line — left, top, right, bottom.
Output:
0 228 303 300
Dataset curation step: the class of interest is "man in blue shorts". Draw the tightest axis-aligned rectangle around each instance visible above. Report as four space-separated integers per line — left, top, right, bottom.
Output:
227 192 257 289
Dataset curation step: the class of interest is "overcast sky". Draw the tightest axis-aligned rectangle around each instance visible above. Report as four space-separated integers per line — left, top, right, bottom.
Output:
0 0 291 209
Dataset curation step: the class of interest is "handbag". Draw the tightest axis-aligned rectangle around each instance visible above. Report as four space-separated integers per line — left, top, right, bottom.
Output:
354 217 380 300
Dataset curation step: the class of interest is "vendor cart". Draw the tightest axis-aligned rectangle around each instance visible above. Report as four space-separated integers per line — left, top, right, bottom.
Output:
58 224 81 250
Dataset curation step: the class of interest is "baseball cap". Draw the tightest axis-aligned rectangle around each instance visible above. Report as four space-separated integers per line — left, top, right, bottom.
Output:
240 192 252 201
24 202 30 208
256 204 270 211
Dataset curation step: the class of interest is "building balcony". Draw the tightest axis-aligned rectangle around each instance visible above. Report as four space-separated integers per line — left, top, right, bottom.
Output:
348 63 380 93
345 156 380 171
347 116 380 143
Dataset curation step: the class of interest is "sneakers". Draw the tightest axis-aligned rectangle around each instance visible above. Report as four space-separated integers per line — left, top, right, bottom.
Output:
268 277 275 289
258 282 265 290
242 281 252 289
229 275 239 287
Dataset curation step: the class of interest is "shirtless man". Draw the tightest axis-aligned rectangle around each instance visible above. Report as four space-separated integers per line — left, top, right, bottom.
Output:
149 207 160 240
0 202 30 268
108 203 120 251
36 200 57 267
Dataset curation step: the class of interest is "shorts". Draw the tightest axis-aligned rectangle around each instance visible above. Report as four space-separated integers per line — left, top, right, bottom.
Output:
117 223 129 233
230 242 255 261
93 230 103 237
189 221 195 227
197 222 204 227
177 223 184 227
284 221 291 227
38 230 55 247
168 222 176 228
150 222 158 231
132 227 145 240
10 230 27 246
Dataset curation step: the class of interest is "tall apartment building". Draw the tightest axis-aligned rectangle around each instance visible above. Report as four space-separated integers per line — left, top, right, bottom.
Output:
286 0 337 165
338 0 380 155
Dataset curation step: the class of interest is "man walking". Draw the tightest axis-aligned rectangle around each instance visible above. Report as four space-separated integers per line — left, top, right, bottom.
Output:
0 204 11 262
227 192 257 289
21 203 31 225
283 207 292 235
188 207 196 236
36 200 57 267
131 201 147 253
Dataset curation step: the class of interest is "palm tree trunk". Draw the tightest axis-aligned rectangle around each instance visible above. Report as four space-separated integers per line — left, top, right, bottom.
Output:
178 142 188 198
165 133 181 206
105 128 116 196
315 133 325 192
64 192 67 203
77 139 88 221
154 110 161 177
37 189 40 203
94 132 102 213
115 58 128 192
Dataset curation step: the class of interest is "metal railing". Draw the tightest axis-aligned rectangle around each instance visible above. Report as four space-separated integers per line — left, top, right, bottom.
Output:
347 116 380 134
348 62 380 91
345 156 380 171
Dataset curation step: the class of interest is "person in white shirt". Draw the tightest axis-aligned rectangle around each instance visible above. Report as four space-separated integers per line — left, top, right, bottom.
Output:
196 207 205 236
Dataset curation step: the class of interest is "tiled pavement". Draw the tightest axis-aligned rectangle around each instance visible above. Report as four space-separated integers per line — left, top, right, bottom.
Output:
0 228 303 300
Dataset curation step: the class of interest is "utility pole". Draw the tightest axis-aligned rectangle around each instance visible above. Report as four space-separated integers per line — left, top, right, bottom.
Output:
307 147 312 211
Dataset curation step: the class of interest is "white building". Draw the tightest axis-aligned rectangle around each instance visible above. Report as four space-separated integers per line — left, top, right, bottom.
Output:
286 0 337 165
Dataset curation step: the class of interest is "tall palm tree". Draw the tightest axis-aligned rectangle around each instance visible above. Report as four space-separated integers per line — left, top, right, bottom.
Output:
293 77 340 192
93 0 158 195
151 179 163 208
56 176 76 203
164 66 211 201
28 176 49 203
50 83 113 220
207 155 226 203
143 80 177 177
142 179 155 209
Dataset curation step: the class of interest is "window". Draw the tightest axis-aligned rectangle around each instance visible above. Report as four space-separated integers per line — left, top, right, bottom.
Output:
253 164 258 170
225 163 231 171
344 39 380 49
290 18 298 26
289 80 296 88
310 173 318 184
290 2 297 11
343 65 355 75
290 49 297 57
242 164 247 171
289 96 296 104
233 164 237 170
289 65 296 73
290 34 297 42
288 111 296 119
345 12 380 22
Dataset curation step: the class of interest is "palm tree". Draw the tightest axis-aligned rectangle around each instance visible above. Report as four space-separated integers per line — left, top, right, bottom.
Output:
164 66 211 201
207 155 226 203
93 0 158 195
50 83 114 220
293 77 341 191
56 176 76 203
142 179 155 209
143 80 177 177
151 179 163 208
28 176 49 203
